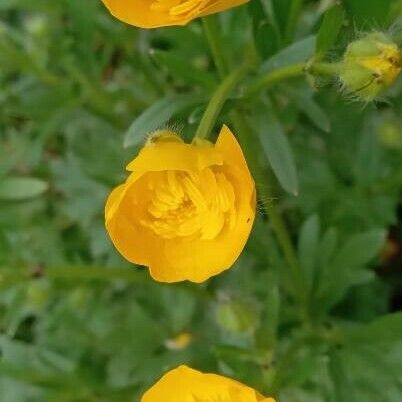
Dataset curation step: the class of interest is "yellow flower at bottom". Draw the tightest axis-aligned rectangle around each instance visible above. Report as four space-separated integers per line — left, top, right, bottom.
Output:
141 365 276 402
101 0 249 28
105 125 256 283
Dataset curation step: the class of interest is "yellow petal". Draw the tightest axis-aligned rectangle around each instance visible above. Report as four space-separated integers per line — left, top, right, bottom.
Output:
101 0 250 28
149 128 256 283
126 140 223 174
105 183 127 223
215 124 254 195
101 0 181 28
141 365 275 402
155 187 255 282
199 0 249 18
106 173 166 268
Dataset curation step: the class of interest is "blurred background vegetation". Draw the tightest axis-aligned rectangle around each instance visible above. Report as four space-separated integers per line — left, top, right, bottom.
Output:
0 0 402 401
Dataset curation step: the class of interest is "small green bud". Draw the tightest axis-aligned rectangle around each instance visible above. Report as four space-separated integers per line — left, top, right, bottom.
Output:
68 288 91 308
24 15 47 37
27 280 50 309
379 116 402 149
216 299 257 334
339 32 402 101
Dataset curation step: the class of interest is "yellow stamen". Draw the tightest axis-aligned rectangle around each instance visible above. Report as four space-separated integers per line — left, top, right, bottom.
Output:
141 169 236 240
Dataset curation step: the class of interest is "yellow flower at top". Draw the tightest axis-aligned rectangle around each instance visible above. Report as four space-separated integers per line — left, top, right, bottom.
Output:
141 365 276 402
105 125 256 283
101 0 249 28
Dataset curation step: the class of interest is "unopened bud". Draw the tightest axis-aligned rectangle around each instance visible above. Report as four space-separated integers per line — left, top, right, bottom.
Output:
339 33 402 101
216 299 257 334
165 332 193 350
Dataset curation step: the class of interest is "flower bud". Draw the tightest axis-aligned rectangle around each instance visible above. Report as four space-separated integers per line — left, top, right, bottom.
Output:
216 299 258 334
27 280 50 309
164 332 193 350
379 115 402 149
339 33 402 101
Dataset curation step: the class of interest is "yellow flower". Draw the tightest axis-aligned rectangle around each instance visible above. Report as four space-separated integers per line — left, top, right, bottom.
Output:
101 0 249 28
141 365 276 402
105 125 256 283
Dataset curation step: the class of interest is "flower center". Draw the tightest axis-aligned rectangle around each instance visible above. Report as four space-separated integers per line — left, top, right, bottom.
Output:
141 168 236 240
150 0 209 19
359 44 402 86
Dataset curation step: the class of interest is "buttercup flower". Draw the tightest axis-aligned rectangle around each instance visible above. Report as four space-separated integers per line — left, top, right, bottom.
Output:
105 125 256 283
339 32 402 101
141 365 276 402
101 0 249 28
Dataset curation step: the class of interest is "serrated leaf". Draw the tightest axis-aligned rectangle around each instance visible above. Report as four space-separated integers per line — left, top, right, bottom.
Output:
317 229 386 311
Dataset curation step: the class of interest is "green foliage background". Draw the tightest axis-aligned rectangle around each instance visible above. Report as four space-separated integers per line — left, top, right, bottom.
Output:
0 0 402 401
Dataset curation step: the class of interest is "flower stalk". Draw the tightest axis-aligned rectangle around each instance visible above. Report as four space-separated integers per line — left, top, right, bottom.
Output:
201 17 310 318
195 62 250 140
202 15 229 78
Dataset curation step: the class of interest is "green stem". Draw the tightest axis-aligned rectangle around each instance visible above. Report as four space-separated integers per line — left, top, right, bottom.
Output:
202 15 229 78
201 16 309 318
244 61 340 99
308 61 342 76
231 112 308 312
195 62 249 140
244 63 306 98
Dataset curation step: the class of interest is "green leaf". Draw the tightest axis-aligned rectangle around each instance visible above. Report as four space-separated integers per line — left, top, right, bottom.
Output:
353 118 381 186
316 4 345 59
312 227 338 305
289 85 331 132
248 1 280 58
271 0 292 36
255 22 280 59
347 312 402 345
318 229 386 310
329 351 356 402
0 177 48 200
151 50 217 89
332 230 386 269
254 105 299 195
124 94 203 148
260 35 316 74
344 0 392 27
298 214 320 290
